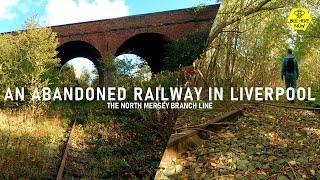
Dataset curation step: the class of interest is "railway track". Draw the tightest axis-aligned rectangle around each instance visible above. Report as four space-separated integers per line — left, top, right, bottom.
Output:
55 102 318 179
155 108 244 179
263 102 320 111
55 109 243 179
56 121 77 180
155 102 320 179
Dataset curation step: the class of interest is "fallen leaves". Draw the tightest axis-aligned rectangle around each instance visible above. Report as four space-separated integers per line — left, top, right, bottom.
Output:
164 102 320 179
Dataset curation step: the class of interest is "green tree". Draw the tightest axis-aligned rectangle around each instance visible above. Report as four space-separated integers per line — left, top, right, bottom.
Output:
91 69 100 88
200 0 319 90
0 19 60 114
115 56 136 76
78 69 91 88
60 64 78 87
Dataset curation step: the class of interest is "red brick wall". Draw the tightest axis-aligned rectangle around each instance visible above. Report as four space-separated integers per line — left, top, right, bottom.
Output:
51 5 219 56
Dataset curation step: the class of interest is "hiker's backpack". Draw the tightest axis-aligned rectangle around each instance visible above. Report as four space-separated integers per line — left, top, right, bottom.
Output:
286 58 295 73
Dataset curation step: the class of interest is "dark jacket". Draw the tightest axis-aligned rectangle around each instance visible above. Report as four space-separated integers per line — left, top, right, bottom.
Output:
281 54 299 79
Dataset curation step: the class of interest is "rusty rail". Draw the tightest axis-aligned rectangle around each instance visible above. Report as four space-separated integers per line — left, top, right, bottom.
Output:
168 109 243 147
263 103 320 111
56 121 76 180
155 109 243 179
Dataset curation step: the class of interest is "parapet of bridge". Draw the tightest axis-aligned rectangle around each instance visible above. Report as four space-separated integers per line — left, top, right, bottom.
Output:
53 5 220 71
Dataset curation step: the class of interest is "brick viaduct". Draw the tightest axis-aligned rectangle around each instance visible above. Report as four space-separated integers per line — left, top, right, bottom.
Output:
52 4 219 85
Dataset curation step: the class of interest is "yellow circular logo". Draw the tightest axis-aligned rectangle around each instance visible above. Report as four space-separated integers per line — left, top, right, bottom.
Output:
288 8 312 31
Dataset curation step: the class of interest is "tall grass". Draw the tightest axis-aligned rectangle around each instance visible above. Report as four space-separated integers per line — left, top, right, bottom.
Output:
0 109 68 179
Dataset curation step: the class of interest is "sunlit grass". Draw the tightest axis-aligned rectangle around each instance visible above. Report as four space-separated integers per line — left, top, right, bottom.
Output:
0 109 68 179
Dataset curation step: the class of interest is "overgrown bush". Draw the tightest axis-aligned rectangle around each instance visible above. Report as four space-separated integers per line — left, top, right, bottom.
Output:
0 19 60 111
163 31 208 71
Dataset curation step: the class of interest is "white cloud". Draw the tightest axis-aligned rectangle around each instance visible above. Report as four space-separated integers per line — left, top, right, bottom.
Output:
43 0 129 26
0 0 19 20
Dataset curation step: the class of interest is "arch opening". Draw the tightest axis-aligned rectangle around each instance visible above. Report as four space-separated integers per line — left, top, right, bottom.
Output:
114 54 152 81
57 41 102 87
60 58 99 87
115 33 172 73
57 41 102 67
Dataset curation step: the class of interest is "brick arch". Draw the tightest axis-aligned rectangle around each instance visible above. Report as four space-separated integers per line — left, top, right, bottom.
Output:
115 33 172 73
49 5 220 86
57 40 105 85
57 40 102 67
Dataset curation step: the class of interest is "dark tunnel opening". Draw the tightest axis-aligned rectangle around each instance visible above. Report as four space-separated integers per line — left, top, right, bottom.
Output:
115 33 172 73
57 41 102 86
57 41 102 67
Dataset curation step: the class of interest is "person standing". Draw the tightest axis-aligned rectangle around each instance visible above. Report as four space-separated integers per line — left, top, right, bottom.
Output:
281 49 299 101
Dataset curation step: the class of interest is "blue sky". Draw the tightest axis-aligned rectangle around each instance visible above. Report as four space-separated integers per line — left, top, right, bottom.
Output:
0 0 218 79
